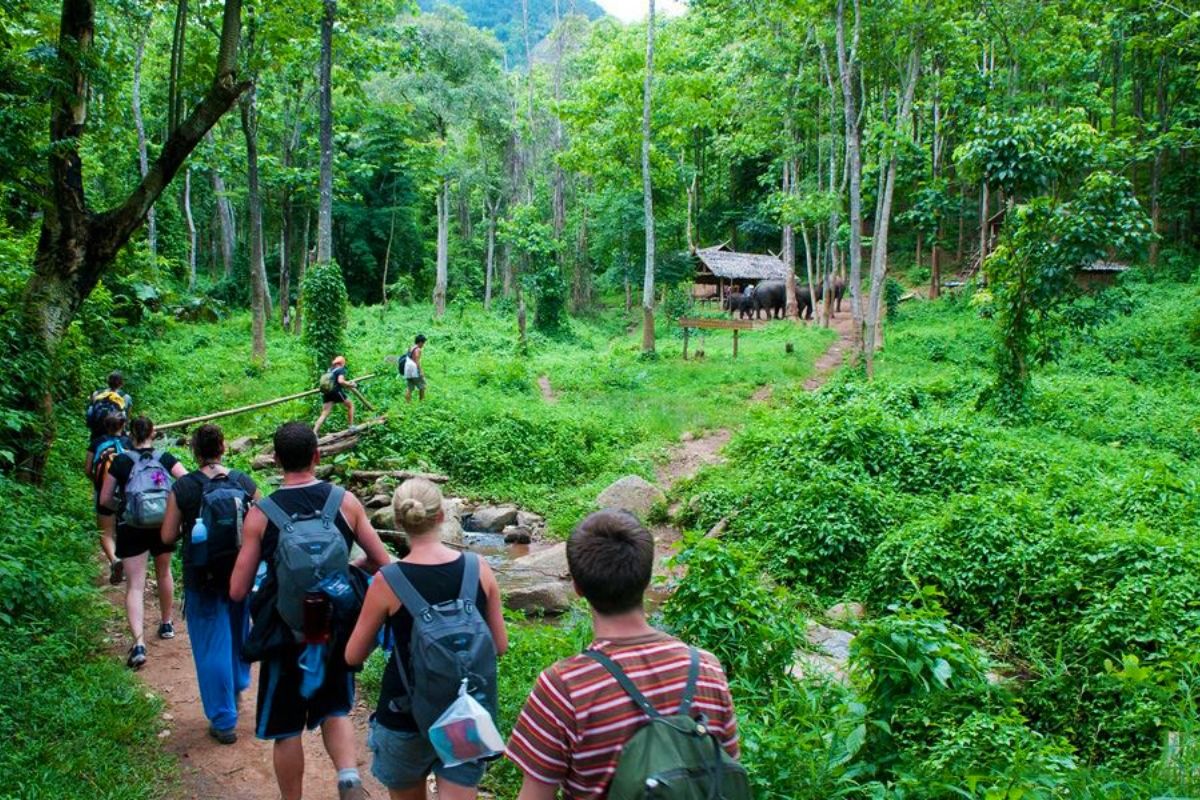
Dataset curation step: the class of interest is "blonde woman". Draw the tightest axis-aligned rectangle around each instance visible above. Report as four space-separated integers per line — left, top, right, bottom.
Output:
346 479 508 800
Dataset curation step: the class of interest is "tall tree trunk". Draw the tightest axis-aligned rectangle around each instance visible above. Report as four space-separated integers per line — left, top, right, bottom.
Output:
132 20 156 259
1149 55 1168 266
433 171 449 315
519 0 535 203
956 180 966 262
210 159 235 278
381 180 397 307
550 0 566 257
484 196 497 310
801 223 816 324
640 0 656 354
183 168 197 290
316 0 335 263
294 209 310 334
168 0 189 135
865 47 919 378
782 159 799 319
18 0 245 482
978 181 990 267
573 186 591 311
241 86 268 363
835 0 864 351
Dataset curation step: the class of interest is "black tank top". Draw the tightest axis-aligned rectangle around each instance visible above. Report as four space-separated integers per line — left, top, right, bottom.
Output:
376 554 488 732
260 482 355 571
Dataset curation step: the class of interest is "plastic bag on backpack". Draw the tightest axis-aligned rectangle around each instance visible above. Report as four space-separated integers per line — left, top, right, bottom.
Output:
428 679 504 767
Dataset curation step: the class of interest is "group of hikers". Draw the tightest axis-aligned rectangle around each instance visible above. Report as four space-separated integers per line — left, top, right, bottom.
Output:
315 334 429 435
81 357 749 800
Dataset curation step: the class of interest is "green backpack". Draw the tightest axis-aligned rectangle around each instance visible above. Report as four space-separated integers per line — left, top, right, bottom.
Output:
584 647 751 800
319 369 337 393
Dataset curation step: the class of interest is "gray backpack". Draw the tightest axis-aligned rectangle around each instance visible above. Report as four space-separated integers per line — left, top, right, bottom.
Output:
380 554 498 729
256 485 349 637
123 450 172 529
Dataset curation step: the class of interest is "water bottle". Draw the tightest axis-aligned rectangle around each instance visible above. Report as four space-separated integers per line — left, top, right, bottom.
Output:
302 592 332 644
252 561 267 594
191 517 209 567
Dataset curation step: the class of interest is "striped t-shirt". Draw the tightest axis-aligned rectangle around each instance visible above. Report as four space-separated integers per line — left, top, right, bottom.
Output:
506 631 739 798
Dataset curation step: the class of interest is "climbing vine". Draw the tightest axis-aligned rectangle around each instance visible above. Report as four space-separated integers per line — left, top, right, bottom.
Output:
301 261 349 373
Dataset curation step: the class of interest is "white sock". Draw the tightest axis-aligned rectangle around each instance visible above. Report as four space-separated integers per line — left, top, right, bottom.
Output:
337 768 361 787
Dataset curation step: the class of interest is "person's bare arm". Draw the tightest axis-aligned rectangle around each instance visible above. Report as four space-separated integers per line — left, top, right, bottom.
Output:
338 372 357 389
99 471 119 510
84 450 95 480
516 776 559 800
169 461 187 479
229 507 266 601
344 493 391 573
345 577 397 667
479 559 509 655
161 492 183 546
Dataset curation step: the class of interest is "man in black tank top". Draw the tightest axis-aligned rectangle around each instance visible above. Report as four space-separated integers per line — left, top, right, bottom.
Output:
230 422 392 800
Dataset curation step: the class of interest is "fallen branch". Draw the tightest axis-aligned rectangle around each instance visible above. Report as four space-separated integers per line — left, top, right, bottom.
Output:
251 416 387 469
159 374 378 431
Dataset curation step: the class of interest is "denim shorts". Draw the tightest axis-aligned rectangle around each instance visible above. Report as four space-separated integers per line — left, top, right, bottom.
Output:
367 718 486 790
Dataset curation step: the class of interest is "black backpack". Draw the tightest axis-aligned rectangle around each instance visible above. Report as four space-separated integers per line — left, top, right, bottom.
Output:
192 472 250 587
85 390 126 434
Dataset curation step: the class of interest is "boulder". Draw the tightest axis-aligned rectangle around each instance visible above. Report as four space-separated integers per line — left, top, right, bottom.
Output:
516 511 545 530
806 622 854 662
228 435 257 455
468 505 519 532
825 602 865 624
365 494 392 509
503 525 533 545
596 475 665 518
439 513 464 546
504 581 573 615
509 542 569 580
370 505 396 531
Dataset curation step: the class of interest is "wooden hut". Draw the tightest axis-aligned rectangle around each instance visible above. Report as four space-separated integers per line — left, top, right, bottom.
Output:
692 243 789 303
1075 260 1128 291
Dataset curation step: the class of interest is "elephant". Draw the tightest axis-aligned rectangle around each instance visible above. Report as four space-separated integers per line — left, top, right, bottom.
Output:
723 291 755 319
750 280 788 320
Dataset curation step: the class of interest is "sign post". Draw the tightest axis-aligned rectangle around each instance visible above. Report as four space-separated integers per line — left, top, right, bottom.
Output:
677 318 755 360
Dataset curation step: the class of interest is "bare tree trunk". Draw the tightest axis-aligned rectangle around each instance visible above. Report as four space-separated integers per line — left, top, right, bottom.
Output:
433 171 449 315
381 185 397 307
640 0 656 354
484 196 497 309
17 0 245 481
978 180 990 266
183 168 197 290
132 20 156 259
1149 55 1168 266
550 0 566 258
801 223 816 324
836 0 864 352
573 187 591 310
316 0 335 263
211 162 235 278
864 47 919 378
241 85 268 363
294 209 310 334
782 159 799 319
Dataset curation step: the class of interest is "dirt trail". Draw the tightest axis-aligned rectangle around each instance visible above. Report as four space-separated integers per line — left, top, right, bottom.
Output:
104 582 387 800
115 313 855 800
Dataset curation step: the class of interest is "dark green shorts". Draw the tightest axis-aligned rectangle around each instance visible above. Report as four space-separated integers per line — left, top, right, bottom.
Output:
406 376 426 391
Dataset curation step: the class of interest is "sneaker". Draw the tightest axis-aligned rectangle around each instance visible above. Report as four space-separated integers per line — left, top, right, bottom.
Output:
157 621 175 640
208 726 238 745
127 644 147 670
108 561 124 585
338 781 367 800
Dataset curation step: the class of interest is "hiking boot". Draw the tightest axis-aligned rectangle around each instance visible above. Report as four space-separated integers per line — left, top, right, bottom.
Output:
338 781 368 800
127 644 147 670
157 621 175 640
108 561 124 585
208 726 237 745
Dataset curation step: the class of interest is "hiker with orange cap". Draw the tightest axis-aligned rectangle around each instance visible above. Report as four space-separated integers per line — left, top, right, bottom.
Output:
314 355 356 435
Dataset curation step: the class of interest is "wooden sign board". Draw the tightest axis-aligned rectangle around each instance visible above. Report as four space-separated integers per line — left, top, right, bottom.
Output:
677 317 755 331
677 318 753 359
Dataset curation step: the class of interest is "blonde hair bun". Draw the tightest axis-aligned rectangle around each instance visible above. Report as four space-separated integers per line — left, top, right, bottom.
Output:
392 478 443 534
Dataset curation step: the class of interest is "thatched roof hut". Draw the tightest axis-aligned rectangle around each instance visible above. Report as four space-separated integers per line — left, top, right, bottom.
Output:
693 244 788 300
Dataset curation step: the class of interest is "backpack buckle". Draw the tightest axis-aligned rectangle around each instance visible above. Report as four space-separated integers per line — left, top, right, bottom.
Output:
421 609 434 623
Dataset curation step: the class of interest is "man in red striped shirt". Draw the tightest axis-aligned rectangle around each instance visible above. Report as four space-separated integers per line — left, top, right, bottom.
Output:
506 510 740 799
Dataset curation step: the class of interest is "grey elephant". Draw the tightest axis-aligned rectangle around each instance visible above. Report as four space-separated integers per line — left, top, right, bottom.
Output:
723 291 755 319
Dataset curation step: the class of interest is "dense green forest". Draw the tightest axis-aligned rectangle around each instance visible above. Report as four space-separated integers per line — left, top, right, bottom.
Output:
2 0 1199 797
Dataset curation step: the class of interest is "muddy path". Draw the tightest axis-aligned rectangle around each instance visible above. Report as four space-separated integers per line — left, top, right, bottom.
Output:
115 313 855 800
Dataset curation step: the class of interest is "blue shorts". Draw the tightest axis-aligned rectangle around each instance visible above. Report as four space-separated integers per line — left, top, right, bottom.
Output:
367 718 486 790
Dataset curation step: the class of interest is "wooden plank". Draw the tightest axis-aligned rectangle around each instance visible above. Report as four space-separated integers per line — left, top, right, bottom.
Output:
677 317 755 331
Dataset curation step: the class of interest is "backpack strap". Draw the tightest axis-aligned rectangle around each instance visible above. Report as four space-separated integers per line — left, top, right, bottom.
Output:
457 552 480 613
583 646 701 720
583 649 662 720
321 484 345 527
255 496 295 533
379 561 433 624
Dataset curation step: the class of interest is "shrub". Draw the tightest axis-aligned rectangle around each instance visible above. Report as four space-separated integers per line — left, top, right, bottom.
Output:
302 261 350 373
